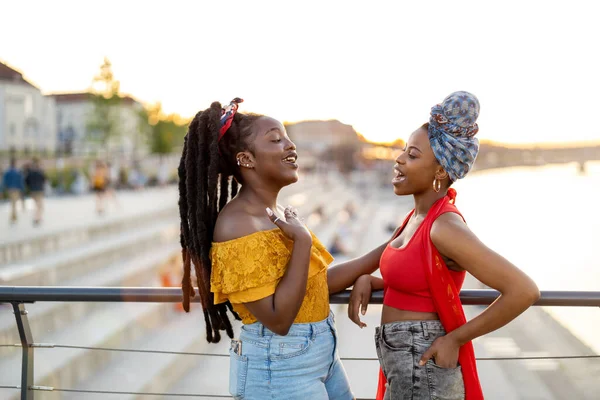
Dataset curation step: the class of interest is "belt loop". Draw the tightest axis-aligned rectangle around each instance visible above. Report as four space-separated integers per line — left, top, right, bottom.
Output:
310 324 316 341
258 323 264 337
421 321 429 340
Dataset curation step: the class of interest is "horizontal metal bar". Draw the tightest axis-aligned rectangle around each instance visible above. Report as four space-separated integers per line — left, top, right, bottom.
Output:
332 289 600 307
30 386 53 391
29 386 230 397
0 287 599 307
340 354 600 361
0 287 187 303
2 342 597 361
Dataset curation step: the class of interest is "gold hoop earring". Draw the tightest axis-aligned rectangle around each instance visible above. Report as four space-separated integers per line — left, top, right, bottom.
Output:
433 178 441 193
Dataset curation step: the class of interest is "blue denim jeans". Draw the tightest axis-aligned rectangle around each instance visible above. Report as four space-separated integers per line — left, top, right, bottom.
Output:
375 320 465 400
229 311 354 399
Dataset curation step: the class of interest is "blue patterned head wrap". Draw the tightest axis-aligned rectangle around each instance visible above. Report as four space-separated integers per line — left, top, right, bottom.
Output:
428 91 480 182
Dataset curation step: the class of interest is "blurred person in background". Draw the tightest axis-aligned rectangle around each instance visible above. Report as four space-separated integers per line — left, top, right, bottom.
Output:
329 232 350 257
105 161 119 208
71 169 89 195
92 160 108 215
157 159 169 187
159 253 185 312
108 161 120 189
2 158 25 224
24 158 47 226
128 161 147 190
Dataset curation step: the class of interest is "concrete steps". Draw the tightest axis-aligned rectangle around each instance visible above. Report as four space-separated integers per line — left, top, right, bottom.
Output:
61 308 237 400
0 221 179 286
0 206 177 267
160 350 231 400
0 190 185 398
0 242 180 345
2 299 172 400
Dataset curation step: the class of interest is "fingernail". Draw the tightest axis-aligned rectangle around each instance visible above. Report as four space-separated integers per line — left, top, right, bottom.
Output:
266 207 273 216
419 360 425 366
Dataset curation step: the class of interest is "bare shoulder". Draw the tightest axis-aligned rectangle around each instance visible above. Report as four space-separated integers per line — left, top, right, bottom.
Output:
213 201 263 243
430 212 474 247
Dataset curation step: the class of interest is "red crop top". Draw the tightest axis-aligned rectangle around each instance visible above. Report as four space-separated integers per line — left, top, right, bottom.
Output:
380 210 466 313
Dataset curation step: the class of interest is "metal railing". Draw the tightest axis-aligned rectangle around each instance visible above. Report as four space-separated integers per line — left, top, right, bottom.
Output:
1 286 599 399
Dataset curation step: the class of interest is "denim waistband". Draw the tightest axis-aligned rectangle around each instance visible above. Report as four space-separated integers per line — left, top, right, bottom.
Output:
376 320 445 335
241 311 335 337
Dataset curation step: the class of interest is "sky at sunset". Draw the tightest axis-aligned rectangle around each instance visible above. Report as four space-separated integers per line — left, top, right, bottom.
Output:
1 0 599 145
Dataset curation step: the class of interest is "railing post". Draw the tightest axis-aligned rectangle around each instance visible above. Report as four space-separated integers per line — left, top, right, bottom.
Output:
12 303 34 400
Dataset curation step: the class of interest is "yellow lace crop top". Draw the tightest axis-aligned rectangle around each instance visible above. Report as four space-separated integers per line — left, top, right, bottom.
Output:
210 229 333 325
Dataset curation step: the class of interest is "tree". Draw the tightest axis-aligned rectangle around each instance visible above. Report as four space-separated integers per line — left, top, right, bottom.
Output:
87 57 122 158
139 102 188 157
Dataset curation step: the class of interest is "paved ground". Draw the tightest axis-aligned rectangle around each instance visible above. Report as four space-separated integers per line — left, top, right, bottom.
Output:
0 187 179 245
0 171 322 245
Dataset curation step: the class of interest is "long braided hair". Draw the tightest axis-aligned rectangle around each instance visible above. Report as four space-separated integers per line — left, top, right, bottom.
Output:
178 100 263 343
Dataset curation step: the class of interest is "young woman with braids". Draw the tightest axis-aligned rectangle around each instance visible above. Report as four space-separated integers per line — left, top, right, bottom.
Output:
177 99 354 399
327 92 540 400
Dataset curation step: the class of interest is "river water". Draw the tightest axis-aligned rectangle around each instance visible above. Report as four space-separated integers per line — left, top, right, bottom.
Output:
454 161 600 354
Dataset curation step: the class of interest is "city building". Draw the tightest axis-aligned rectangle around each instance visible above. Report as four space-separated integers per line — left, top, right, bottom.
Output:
51 92 147 157
0 61 57 155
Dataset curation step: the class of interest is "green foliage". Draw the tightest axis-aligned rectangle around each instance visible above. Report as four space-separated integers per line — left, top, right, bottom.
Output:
86 58 122 155
45 167 79 192
85 58 190 158
139 102 189 155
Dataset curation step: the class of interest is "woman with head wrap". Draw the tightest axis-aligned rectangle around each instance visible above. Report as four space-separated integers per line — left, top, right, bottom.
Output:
328 92 540 399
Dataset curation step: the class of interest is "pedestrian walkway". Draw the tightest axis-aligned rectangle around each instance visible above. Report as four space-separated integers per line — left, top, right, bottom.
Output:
0 170 325 246
0 187 179 245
